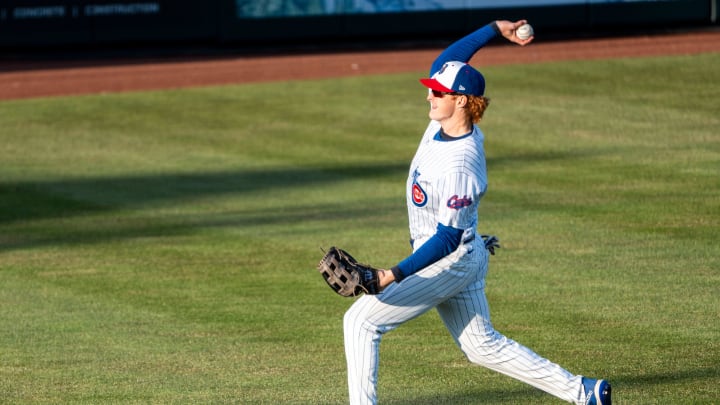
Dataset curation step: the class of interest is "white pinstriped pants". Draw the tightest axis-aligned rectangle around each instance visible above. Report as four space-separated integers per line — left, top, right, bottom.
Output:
343 237 584 404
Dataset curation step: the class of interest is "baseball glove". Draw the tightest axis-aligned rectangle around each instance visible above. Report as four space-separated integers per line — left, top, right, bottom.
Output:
317 247 380 297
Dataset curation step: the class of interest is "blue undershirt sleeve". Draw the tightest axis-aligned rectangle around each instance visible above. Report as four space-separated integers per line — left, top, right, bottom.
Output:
429 22 501 76
391 224 464 282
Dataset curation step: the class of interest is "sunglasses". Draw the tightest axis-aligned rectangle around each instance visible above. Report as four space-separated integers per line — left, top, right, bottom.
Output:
431 89 462 98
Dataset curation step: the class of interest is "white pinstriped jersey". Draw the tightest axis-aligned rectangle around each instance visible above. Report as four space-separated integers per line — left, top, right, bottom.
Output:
406 120 488 245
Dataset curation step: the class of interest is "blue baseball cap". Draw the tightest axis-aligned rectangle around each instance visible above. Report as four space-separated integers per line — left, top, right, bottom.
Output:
420 61 485 96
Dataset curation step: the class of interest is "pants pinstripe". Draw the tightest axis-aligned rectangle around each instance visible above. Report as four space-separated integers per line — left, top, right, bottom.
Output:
343 238 584 404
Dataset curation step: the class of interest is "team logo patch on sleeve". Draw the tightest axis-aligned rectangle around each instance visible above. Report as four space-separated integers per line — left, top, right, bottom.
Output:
411 168 427 207
412 184 427 207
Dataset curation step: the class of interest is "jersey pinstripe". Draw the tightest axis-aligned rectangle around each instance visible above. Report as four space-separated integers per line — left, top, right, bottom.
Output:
407 120 487 246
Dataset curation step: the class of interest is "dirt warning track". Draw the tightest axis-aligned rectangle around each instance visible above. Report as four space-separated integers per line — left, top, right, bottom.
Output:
1 29 719 100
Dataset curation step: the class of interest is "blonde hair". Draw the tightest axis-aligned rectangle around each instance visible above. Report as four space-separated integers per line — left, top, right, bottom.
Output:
466 95 490 123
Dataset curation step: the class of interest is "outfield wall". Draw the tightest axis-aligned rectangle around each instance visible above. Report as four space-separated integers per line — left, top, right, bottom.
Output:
0 0 715 48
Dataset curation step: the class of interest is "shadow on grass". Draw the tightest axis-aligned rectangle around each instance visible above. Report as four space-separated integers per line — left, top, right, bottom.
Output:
0 163 407 251
1 163 407 221
1 149 590 252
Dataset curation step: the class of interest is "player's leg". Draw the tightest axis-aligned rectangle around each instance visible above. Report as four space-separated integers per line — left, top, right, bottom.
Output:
344 243 480 405
436 262 585 404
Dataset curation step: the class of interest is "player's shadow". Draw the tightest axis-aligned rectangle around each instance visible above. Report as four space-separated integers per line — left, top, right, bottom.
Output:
0 163 407 252
1 148 587 252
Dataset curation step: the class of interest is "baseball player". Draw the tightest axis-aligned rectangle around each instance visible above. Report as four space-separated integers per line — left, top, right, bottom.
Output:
343 20 612 404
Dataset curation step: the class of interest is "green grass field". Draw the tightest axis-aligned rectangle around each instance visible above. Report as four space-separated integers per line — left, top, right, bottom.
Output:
1 52 718 404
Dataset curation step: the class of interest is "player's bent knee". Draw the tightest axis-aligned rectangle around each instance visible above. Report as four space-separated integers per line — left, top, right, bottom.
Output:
459 330 512 362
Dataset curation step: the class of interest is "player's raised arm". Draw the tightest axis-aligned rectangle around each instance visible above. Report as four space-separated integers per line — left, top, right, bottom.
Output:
429 20 533 75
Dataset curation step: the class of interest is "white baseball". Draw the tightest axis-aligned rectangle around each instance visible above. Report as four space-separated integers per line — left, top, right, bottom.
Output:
516 23 533 40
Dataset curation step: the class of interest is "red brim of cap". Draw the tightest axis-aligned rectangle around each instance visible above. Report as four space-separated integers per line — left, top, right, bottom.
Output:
419 78 454 93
